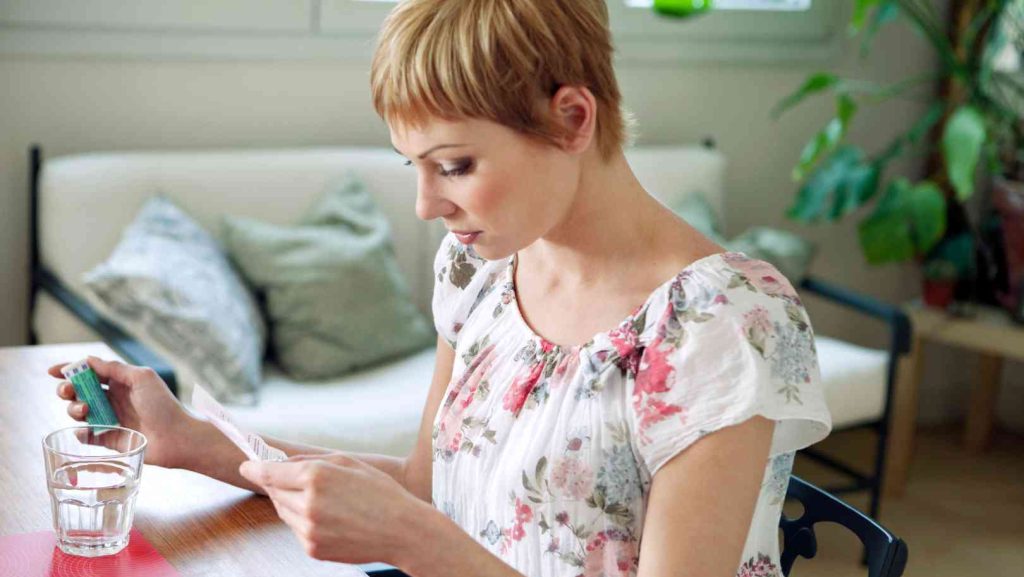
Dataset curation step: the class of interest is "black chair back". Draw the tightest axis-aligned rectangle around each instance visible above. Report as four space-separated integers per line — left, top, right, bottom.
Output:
781 475 908 577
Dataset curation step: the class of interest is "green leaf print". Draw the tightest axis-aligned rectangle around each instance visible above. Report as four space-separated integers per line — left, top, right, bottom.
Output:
522 470 535 492
631 307 648 334
785 302 810 332
536 456 548 484
449 251 477 289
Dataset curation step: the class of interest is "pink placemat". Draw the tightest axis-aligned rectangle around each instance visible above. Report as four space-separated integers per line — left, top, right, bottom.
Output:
0 528 179 577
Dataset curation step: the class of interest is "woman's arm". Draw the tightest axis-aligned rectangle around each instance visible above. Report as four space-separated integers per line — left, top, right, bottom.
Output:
396 418 773 577
637 415 775 577
190 335 456 498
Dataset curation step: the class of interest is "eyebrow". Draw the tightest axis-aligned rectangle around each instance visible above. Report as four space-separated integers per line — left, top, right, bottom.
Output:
392 143 469 159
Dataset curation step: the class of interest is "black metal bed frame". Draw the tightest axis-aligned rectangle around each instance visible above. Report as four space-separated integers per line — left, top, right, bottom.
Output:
27 145 179 396
25 144 912 520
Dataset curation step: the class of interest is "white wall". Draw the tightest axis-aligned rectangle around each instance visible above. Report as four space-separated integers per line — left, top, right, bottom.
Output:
1 2 1020 430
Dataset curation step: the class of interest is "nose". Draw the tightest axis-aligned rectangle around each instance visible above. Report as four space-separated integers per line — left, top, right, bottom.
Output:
414 174 455 221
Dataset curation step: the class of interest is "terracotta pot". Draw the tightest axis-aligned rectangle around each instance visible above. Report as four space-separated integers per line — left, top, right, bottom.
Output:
922 278 957 309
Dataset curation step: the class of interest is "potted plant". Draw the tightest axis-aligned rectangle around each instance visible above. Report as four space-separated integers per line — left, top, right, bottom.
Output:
772 0 1024 313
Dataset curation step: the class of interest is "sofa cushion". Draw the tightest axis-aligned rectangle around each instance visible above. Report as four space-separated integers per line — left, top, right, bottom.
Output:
81 196 266 404
222 176 435 381
815 335 888 429
228 348 437 456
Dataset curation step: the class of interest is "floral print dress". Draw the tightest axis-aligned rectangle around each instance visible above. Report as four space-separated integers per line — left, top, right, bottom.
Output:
430 233 832 577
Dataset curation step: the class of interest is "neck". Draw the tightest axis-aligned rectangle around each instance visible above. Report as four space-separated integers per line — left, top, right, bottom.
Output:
517 149 670 289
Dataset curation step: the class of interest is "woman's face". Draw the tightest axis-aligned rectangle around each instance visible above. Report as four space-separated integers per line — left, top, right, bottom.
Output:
390 116 581 260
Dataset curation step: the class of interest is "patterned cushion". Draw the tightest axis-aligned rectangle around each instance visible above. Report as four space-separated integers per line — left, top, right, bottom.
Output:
81 196 266 404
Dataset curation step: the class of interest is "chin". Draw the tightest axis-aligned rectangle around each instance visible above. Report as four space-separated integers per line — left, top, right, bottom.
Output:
468 239 513 262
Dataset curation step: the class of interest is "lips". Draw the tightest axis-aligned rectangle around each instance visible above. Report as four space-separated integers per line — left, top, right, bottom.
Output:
453 231 481 245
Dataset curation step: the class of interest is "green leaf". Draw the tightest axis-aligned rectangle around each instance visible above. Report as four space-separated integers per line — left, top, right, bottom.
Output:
859 208 914 265
904 181 946 253
851 0 882 32
908 101 944 144
859 1 900 56
857 179 947 264
788 146 877 223
772 73 839 119
942 106 987 201
831 163 880 220
792 94 858 181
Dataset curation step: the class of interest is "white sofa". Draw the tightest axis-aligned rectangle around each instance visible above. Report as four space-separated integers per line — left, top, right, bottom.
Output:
33 145 752 456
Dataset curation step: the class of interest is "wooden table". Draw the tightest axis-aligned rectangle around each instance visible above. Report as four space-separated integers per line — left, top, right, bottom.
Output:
884 302 1024 496
0 342 397 577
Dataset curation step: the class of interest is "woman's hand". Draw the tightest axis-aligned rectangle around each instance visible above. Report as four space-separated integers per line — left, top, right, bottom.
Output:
239 453 435 567
49 356 195 469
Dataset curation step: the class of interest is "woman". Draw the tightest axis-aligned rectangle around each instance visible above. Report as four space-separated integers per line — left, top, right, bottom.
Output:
51 1 831 575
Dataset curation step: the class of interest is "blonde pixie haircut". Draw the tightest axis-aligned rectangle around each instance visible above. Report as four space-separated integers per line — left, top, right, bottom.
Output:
370 0 633 160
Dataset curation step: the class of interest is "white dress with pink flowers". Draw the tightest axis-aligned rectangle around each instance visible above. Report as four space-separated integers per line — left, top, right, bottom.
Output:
430 232 832 577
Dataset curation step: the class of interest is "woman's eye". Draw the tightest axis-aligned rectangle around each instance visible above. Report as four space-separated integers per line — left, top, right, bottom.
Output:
439 160 473 178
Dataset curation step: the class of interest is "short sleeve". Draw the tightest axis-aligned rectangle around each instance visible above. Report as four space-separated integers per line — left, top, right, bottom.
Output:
628 254 832 476
431 232 491 349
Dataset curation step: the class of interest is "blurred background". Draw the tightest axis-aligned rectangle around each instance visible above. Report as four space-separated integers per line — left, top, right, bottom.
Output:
0 1 1021 576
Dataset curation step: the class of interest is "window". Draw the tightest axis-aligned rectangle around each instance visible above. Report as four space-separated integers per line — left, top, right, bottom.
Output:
0 0 837 62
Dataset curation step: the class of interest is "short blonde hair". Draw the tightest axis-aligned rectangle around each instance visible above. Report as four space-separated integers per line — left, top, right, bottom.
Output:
370 0 632 160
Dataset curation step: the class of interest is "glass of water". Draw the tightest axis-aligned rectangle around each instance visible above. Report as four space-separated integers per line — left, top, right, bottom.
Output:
42 426 147 557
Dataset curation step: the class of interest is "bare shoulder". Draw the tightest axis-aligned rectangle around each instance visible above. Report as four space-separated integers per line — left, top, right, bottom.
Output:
655 206 727 274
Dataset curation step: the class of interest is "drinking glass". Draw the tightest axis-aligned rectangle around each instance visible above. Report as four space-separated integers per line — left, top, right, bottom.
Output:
42 426 147 557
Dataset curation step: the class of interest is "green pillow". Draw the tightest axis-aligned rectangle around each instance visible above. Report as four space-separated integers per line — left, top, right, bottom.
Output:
672 192 815 282
726 227 816 283
221 176 434 381
673 192 727 244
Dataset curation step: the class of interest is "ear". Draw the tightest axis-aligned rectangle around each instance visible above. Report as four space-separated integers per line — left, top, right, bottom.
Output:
549 85 597 155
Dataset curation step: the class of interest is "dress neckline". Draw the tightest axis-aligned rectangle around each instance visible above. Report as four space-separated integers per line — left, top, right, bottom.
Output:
504 250 734 353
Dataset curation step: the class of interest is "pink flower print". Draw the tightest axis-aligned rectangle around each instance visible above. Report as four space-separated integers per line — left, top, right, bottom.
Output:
634 397 684 442
447 430 463 454
555 511 569 525
724 254 794 298
634 341 675 397
514 498 533 524
550 457 595 500
737 553 780 577
608 324 640 358
435 347 495 458
453 322 464 335
744 306 772 333
582 532 637 577
567 437 583 451
510 523 525 541
743 305 773 356
503 359 544 414
546 537 560 553
551 353 580 389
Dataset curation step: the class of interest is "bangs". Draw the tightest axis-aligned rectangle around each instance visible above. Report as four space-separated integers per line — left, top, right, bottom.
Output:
369 0 629 159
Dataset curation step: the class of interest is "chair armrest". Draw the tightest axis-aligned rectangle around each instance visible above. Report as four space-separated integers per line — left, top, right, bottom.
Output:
359 563 410 576
34 266 179 396
798 276 912 356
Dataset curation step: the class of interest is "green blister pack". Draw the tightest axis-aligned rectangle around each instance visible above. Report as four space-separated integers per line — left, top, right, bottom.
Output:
61 359 120 427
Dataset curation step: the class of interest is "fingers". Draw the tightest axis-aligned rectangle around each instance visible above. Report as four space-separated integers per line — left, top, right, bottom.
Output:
286 453 357 465
67 401 89 421
240 460 306 490
241 459 347 491
56 381 76 400
85 356 137 385
48 362 70 379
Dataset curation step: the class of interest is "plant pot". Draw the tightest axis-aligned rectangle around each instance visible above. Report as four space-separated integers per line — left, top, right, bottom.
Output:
993 177 1024 312
923 278 957 309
